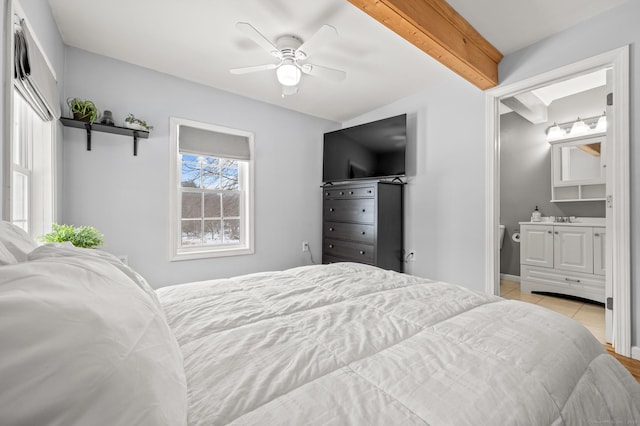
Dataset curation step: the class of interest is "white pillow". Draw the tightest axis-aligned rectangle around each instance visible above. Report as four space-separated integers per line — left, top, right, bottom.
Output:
0 245 187 425
0 220 37 261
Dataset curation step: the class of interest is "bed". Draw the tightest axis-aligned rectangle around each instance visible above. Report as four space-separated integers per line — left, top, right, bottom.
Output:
1 221 639 425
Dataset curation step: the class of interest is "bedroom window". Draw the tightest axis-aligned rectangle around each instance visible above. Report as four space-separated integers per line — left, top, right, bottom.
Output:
9 12 58 237
169 117 254 260
11 89 54 237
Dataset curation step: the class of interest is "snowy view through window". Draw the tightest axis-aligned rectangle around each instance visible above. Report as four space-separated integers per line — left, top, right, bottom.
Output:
180 154 241 246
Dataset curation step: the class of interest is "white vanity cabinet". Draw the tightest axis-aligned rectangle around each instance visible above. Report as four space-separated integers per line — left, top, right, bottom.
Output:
520 225 553 268
553 226 594 274
520 222 605 303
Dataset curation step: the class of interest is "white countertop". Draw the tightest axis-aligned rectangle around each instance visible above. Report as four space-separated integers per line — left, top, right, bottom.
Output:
519 217 605 227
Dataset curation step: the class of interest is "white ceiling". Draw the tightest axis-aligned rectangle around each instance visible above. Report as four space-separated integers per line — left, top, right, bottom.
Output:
47 0 626 123
446 0 627 55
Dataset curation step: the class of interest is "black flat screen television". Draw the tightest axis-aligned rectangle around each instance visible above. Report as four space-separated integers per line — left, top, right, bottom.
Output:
322 114 407 182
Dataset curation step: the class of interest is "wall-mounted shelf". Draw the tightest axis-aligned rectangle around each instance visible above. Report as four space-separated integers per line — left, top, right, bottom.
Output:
60 117 149 156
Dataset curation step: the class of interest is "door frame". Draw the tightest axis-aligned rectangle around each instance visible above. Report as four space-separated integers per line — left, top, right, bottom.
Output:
484 46 631 357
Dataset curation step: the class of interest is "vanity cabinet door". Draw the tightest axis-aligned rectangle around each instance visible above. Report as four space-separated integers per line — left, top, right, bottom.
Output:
593 228 606 276
554 226 594 274
520 225 554 268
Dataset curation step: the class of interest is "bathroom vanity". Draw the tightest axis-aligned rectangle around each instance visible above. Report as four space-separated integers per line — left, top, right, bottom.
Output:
520 218 605 303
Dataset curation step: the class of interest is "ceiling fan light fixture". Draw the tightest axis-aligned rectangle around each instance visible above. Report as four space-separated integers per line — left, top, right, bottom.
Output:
276 61 301 86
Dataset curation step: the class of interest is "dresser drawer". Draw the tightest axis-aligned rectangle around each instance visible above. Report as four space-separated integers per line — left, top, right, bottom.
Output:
323 238 374 263
324 185 376 199
324 222 375 244
322 255 357 265
324 199 375 223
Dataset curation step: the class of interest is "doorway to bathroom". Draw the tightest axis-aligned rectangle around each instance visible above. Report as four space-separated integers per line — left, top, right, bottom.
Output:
485 47 631 357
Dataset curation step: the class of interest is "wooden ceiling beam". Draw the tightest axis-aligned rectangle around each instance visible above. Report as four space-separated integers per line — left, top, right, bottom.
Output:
347 0 503 90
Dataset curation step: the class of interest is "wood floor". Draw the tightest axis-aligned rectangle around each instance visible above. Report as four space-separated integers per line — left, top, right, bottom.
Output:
606 344 640 383
501 280 640 383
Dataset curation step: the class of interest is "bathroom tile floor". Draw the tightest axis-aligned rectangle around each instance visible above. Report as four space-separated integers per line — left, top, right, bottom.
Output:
500 280 605 344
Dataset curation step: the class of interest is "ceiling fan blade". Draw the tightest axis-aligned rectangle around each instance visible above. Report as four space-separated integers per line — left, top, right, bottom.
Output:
236 22 280 57
298 25 338 55
230 63 278 75
281 85 299 97
300 63 346 82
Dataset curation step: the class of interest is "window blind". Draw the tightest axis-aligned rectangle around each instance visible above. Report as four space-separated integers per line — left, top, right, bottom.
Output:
179 125 251 160
14 17 60 121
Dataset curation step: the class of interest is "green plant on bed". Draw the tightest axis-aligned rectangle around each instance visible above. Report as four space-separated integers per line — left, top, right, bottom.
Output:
40 223 104 249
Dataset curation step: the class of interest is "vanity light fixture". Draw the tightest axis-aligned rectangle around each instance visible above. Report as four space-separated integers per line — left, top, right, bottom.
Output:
546 123 566 140
545 114 607 141
569 117 589 136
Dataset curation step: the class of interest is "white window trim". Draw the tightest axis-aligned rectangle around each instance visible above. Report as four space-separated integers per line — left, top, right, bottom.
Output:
169 117 255 261
3 0 58 226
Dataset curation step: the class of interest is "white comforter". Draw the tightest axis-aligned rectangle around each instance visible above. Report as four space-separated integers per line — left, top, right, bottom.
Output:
158 263 640 425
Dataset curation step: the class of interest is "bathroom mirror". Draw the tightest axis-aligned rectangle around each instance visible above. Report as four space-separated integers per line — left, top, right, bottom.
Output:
551 133 605 187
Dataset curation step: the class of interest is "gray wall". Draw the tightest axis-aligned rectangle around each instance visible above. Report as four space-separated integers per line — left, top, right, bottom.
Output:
62 47 338 288
344 76 487 292
500 87 607 276
498 0 640 345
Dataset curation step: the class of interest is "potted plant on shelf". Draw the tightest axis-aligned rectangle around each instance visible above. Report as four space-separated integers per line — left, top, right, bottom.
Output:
40 223 104 249
124 113 153 131
67 97 99 124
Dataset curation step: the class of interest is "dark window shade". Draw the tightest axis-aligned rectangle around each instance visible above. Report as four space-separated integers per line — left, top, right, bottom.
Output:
179 125 251 161
13 18 60 121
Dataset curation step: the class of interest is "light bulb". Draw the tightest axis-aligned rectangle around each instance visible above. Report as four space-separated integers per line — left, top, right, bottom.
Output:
276 61 301 87
546 124 565 140
570 118 589 136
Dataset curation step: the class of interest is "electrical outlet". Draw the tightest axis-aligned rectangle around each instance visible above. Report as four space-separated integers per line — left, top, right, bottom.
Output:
302 241 309 252
117 254 128 265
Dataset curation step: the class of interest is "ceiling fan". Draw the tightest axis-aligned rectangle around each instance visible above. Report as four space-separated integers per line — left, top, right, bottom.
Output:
230 22 347 97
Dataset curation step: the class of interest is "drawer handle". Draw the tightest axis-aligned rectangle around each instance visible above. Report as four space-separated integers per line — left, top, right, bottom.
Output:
547 231 552 234
329 244 334 248
554 231 559 234
349 191 354 195
340 191 344 195
361 231 366 235
325 192 330 196
329 227 334 231
329 208 334 212
361 209 366 212
367 190 372 193
565 278 581 283
359 250 365 255
594 233 600 237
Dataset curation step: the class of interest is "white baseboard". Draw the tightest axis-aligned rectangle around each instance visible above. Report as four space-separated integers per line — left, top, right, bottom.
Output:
500 273 520 283
631 346 640 360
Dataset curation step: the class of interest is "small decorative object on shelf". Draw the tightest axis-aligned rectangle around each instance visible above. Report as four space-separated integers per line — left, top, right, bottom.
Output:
124 113 153 131
40 223 104 249
100 110 114 125
67 97 98 124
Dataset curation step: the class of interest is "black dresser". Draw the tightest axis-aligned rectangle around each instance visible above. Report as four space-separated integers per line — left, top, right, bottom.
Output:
322 181 403 272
